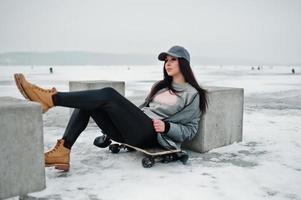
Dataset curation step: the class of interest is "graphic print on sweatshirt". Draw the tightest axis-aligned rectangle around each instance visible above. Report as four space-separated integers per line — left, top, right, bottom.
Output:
153 90 178 106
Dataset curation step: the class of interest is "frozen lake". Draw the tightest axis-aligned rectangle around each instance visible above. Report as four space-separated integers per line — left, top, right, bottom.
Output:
1 65 301 200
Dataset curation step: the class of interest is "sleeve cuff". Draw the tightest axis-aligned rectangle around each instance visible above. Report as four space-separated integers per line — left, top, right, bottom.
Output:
163 121 170 134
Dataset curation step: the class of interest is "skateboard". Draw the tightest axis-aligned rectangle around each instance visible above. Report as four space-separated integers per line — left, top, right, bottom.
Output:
108 143 189 168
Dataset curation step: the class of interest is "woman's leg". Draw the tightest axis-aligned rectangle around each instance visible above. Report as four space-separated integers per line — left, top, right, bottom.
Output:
44 107 125 171
53 87 158 148
89 108 125 143
61 109 90 149
52 87 125 111
62 108 124 149
14 74 158 148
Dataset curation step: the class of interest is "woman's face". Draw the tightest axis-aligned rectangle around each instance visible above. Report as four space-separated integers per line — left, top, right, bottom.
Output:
164 55 181 77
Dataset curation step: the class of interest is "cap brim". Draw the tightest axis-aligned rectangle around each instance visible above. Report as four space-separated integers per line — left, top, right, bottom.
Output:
158 52 180 61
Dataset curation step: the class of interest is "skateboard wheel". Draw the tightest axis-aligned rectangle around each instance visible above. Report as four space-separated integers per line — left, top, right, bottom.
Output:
179 153 189 164
109 144 120 153
142 157 155 168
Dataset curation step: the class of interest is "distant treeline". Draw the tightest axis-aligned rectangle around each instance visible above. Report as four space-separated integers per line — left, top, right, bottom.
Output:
0 51 298 66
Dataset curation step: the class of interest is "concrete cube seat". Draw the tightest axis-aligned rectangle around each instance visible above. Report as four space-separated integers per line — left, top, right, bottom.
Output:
182 86 244 152
0 97 45 199
69 80 125 96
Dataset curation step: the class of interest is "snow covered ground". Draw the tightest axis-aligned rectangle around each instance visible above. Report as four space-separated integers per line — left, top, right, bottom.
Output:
1 65 301 200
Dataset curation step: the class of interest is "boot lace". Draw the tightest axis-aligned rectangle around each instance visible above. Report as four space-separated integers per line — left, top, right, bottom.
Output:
45 139 62 155
33 85 57 93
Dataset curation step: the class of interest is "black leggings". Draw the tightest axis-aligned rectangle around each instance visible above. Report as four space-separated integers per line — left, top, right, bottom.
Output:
52 87 158 149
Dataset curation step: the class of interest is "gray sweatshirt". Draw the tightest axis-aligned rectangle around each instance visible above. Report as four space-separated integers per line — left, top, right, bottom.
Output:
139 82 201 150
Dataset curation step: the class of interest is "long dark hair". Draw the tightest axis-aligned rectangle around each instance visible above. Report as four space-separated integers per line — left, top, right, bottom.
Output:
146 58 208 114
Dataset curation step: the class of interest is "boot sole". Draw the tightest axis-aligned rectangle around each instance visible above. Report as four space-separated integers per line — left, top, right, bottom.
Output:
14 73 49 113
45 163 70 172
14 73 30 100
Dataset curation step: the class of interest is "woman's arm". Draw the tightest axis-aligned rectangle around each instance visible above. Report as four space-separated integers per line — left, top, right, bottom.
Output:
165 117 200 142
164 94 201 142
153 117 200 142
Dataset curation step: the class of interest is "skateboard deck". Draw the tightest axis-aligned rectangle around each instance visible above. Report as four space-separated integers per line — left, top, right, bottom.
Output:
109 143 189 168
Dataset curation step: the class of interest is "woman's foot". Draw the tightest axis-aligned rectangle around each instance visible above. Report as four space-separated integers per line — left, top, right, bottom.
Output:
14 73 57 113
45 139 71 172
93 134 112 148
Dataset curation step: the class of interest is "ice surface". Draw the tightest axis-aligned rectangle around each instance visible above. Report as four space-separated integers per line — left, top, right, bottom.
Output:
1 65 300 200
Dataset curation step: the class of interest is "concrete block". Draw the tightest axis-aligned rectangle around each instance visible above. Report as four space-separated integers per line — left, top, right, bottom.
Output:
182 86 244 153
69 80 125 96
127 92 147 106
0 97 45 199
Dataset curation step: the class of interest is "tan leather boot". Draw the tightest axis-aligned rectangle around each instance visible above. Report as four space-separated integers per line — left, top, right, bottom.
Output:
45 139 71 171
14 73 57 113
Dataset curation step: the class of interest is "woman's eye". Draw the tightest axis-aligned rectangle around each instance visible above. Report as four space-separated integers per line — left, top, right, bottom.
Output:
165 58 177 62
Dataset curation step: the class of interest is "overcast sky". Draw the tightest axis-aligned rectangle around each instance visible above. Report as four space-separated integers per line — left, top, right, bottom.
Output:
0 0 300 63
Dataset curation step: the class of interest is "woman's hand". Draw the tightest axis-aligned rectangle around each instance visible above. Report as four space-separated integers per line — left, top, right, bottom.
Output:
152 119 165 133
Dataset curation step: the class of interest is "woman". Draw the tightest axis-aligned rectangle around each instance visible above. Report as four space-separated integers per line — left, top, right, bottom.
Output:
14 46 208 171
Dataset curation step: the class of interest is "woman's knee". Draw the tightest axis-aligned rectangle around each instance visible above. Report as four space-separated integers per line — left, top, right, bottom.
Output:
99 87 121 99
99 87 116 94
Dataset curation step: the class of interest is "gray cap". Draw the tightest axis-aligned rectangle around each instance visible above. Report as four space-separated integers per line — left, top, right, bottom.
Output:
158 45 190 62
